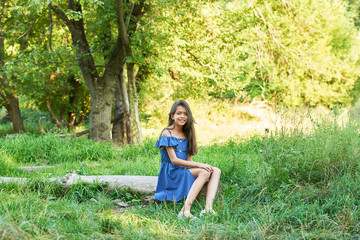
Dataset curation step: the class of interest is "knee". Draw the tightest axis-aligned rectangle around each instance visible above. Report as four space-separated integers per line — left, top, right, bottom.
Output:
213 167 221 176
199 169 211 179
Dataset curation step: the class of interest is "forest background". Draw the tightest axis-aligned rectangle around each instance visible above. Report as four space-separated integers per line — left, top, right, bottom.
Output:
1 0 360 141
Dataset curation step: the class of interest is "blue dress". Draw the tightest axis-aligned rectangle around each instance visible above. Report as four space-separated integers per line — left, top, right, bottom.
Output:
154 130 196 202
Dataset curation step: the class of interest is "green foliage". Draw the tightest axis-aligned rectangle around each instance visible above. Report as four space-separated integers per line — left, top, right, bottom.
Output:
0 108 56 135
1 0 91 127
137 0 360 111
21 108 51 123
347 0 360 28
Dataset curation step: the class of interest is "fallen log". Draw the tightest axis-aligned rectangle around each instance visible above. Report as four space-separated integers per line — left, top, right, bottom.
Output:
57 172 158 193
0 173 157 194
1 173 220 196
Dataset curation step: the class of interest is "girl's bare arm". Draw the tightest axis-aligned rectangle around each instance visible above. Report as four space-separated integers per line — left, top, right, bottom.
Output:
166 147 213 172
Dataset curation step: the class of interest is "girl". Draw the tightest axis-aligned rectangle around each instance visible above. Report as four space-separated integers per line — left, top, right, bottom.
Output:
154 100 221 218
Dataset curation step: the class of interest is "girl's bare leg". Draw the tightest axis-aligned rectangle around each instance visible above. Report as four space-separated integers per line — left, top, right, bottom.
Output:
180 168 210 216
205 167 221 210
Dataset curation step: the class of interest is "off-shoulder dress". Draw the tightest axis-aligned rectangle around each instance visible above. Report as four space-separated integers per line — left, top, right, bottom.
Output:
154 129 196 202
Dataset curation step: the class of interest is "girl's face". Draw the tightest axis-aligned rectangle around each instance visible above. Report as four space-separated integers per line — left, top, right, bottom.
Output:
172 105 188 126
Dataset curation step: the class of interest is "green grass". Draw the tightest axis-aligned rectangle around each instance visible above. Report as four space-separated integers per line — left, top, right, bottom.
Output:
0 135 160 178
0 120 360 239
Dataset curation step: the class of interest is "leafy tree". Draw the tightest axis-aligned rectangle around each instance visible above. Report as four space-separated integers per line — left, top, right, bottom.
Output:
0 0 38 133
50 0 145 143
1 0 91 132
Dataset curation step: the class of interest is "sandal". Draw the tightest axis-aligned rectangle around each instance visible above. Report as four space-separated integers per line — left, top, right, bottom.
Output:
178 210 196 219
200 208 216 217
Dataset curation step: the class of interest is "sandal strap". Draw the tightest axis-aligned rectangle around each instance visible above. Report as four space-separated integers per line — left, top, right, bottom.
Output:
178 210 194 218
200 209 216 216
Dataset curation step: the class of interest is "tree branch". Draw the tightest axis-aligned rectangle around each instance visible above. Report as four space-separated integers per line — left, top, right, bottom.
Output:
0 0 6 66
49 4 72 29
50 2 99 91
117 0 130 54
48 4 53 52
126 3 135 30
19 17 37 51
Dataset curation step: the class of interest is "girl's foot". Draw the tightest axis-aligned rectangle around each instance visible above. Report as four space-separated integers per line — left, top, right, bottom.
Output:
178 210 196 219
200 208 216 217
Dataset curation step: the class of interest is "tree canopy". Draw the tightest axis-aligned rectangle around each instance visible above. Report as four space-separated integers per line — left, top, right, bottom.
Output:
1 0 360 138
137 0 360 108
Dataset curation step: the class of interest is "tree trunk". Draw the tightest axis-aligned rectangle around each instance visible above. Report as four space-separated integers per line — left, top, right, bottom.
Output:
45 95 61 125
112 71 125 145
117 0 132 144
4 94 24 133
119 67 132 144
117 0 145 144
0 0 4 67
126 66 134 143
127 63 142 143
68 112 76 129
88 77 114 141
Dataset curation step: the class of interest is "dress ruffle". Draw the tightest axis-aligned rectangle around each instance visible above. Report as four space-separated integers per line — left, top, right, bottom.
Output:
155 136 179 149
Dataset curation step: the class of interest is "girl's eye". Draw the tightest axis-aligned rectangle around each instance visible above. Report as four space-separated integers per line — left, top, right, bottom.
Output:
176 111 187 116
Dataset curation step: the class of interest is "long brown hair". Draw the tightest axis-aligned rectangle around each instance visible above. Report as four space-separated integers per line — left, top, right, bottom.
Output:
167 100 197 155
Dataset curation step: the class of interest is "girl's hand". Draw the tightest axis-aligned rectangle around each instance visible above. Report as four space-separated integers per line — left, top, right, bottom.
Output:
199 163 213 172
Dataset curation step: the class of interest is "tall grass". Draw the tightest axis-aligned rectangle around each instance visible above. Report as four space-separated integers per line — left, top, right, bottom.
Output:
0 135 160 178
0 134 114 164
256 121 360 189
0 118 360 238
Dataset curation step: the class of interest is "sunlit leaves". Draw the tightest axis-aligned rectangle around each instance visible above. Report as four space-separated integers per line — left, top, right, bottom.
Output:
132 0 360 108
